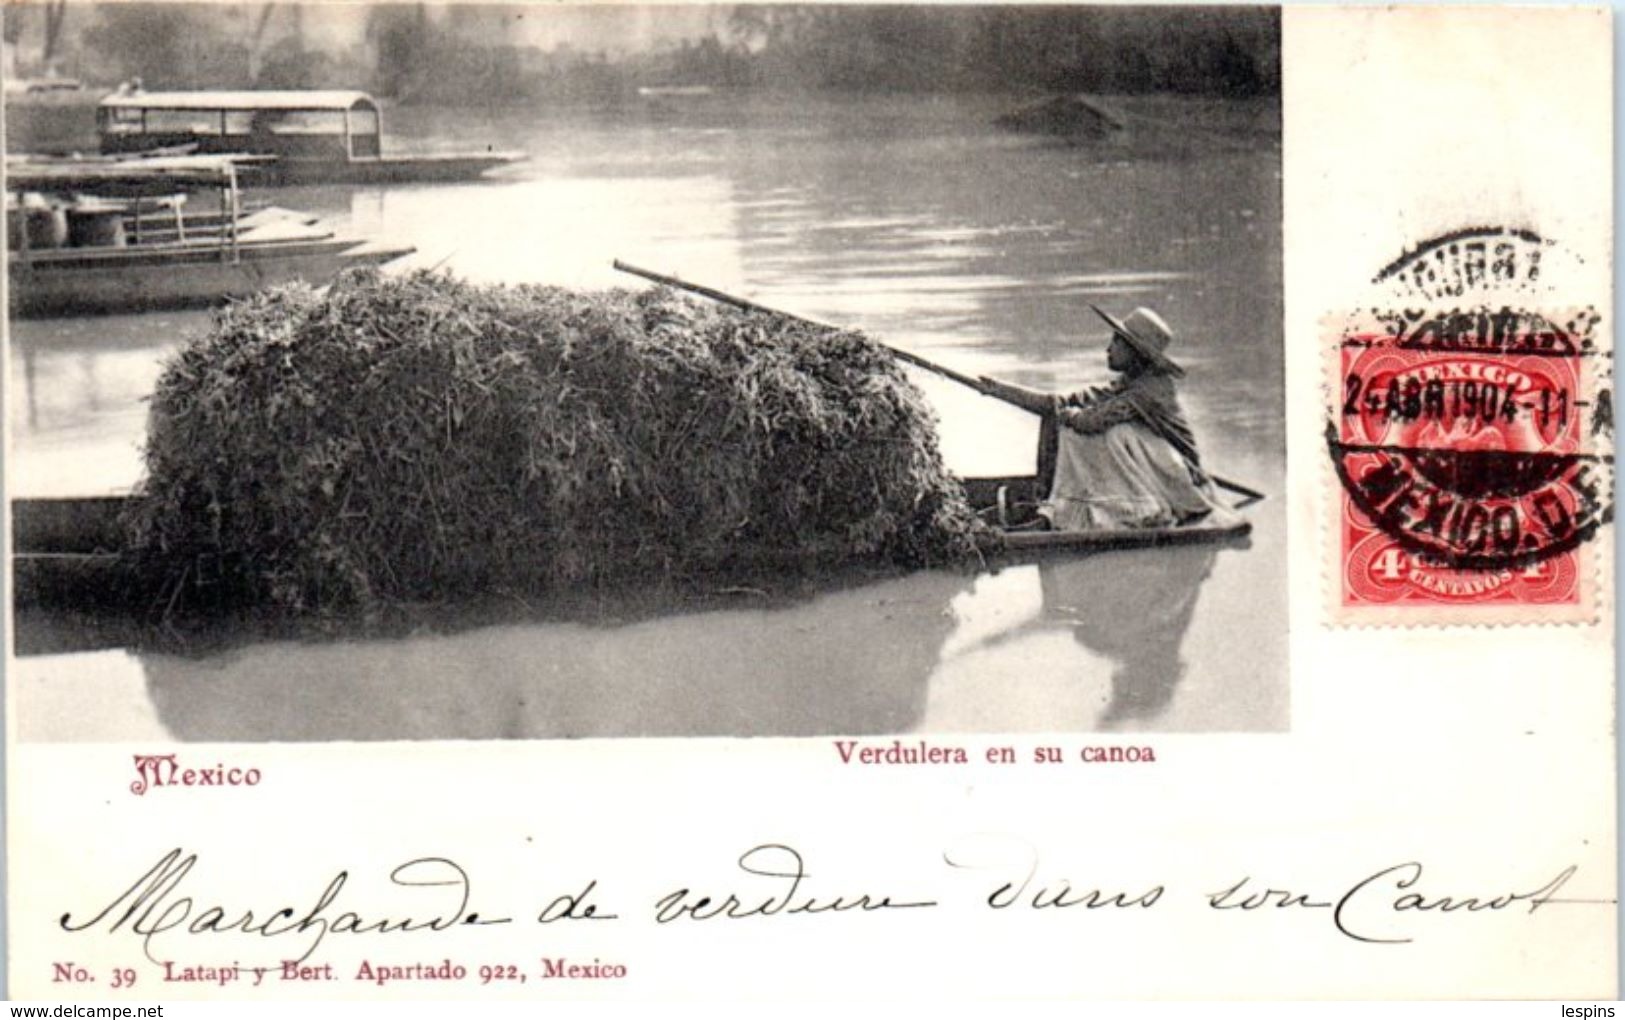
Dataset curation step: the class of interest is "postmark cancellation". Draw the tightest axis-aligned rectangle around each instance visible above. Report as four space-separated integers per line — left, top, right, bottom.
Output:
1326 228 1612 625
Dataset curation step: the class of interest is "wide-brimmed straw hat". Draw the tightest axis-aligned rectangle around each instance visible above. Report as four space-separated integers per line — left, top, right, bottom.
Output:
1091 305 1185 378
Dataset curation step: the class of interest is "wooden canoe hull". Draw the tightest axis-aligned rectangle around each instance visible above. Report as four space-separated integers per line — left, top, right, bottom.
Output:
10 478 1251 611
10 482 1252 555
959 475 1251 555
998 520 1249 552
12 497 135 611
8 239 415 317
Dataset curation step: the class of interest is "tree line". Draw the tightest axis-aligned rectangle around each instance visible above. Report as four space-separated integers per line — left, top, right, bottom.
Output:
15 4 1278 103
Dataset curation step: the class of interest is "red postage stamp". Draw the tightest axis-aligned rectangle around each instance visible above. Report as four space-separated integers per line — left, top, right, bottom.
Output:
1326 228 1611 624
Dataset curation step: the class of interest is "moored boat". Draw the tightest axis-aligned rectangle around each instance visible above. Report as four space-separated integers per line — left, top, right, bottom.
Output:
97 89 524 185
4 76 102 153
6 154 415 317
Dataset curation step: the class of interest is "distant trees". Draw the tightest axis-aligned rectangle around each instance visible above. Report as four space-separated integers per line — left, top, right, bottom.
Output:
255 36 338 90
364 5 430 99
727 5 1279 96
360 5 538 104
58 4 1279 104
42 0 70 69
5 0 72 77
80 5 250 88
664 37 754 88
727 7 971 90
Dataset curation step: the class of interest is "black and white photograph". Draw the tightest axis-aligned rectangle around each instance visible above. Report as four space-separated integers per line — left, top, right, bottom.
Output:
4 5 1617 1004
8 3 1284 740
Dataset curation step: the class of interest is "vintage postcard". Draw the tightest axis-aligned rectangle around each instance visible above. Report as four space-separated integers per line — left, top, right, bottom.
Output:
3 3 1614 1001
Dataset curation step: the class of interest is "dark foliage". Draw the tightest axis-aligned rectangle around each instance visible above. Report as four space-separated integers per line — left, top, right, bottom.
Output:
57 4 1279 102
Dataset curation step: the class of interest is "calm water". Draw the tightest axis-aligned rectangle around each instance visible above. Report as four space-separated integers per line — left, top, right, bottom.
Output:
9 92 1286 739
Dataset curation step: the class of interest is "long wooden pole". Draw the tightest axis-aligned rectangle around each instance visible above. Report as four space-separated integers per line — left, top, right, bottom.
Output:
612 260 990 393
611 259 1265 504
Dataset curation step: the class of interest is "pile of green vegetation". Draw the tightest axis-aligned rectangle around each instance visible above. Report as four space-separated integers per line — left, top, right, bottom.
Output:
126 270 986 613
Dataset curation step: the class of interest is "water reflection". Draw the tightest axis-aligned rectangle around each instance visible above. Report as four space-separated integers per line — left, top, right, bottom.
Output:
130 570 972 742
9 309 212 498
921 544 1226 733
1040 548 1217 726
15 541 1242 742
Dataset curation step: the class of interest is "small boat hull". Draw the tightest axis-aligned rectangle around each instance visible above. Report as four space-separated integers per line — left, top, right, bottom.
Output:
961 474 1252 554
257 154 523 186
9 239 415 317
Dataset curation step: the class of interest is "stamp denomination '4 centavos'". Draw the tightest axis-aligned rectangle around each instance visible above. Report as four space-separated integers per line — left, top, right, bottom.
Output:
1327 228 1612 623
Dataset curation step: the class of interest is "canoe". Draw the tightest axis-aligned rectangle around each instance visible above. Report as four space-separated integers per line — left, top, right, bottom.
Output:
960 475 1252 554
10 477 1251 611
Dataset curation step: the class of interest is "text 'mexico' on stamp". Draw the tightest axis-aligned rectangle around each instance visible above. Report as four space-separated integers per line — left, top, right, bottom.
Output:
1326 228 1612 624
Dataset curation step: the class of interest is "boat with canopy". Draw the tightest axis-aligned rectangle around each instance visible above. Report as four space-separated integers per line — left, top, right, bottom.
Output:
97 89 523 185
7 153 414 316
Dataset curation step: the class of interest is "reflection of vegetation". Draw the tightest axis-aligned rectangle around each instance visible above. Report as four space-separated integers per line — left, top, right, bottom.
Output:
47 4 1276 104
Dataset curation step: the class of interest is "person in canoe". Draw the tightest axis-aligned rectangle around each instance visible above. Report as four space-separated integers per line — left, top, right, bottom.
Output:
979 305 1236 532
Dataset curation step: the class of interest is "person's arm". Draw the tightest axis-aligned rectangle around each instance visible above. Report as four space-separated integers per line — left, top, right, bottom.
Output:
976 376 1059 415
1057 394 1141 434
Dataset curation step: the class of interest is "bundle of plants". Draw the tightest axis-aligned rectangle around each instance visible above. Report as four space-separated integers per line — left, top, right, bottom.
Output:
125 269 987 613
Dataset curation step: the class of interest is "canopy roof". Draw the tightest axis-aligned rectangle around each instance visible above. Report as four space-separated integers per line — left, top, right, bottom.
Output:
100 90 378 112
6 154 271 192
